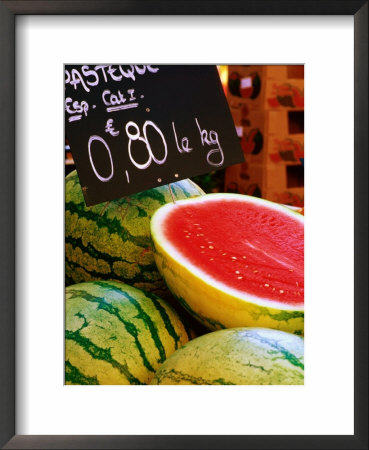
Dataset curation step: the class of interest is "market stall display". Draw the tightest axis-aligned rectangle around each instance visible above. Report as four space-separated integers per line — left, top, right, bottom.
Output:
65 64 304 385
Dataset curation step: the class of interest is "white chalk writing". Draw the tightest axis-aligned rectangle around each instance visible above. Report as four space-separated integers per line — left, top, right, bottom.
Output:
126 120 167 170
195 118 224 167
65 65 160 93
105 119 120 136
88 135 114 182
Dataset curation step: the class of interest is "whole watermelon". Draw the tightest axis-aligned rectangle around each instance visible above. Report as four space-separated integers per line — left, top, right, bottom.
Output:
65 281 193 385
65 170 204 297
151 327 304 385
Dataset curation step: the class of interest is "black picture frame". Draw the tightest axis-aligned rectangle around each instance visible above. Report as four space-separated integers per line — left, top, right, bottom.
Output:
0 1 367 449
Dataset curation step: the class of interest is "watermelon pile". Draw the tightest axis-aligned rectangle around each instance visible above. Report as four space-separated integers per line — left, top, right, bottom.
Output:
65 172 304 385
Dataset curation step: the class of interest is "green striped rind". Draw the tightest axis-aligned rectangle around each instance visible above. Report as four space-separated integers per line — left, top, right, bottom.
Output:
151 328 304 385
65 170 204 297
65 280 191 385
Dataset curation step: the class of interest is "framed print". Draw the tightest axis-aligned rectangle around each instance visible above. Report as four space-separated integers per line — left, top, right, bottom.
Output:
0 1 367 449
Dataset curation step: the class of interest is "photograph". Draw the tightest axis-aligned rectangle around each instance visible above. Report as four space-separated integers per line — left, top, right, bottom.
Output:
1 1 367 448
64 64 305 386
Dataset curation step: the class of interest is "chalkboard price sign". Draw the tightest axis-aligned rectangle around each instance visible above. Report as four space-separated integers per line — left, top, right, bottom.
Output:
65 65 244 206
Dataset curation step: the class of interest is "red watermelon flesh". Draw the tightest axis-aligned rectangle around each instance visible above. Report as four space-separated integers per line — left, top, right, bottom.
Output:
160 195 303 307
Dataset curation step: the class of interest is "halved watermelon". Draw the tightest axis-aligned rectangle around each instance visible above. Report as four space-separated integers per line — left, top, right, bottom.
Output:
151 194 304 335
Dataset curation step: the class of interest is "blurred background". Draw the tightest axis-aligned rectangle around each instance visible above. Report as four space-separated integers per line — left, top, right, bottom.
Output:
66 65 304 207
